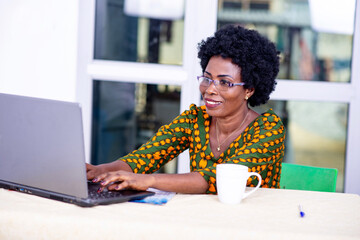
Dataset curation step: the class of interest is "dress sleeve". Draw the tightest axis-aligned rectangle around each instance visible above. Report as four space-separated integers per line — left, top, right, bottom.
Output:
194 111 286 194
118 106 196 174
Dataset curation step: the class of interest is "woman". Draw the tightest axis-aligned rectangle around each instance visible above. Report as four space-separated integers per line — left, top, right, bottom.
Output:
87 24 285 194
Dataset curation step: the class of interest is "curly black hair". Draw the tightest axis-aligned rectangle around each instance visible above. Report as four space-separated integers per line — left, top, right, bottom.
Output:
197 24 280 107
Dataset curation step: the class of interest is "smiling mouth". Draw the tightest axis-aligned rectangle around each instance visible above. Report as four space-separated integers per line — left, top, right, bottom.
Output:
205 99 222 107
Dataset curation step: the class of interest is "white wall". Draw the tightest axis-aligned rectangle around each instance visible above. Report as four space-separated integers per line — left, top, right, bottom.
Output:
0 0 79 101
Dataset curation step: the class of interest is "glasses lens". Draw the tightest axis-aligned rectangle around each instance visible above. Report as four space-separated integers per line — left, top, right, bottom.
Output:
198 77 231 91
198 77 209 86
218 80 230 91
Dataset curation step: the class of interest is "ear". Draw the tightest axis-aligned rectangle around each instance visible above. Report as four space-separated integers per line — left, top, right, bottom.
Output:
245 87 255 98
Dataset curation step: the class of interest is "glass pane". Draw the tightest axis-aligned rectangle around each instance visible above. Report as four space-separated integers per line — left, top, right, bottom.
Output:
217 0 355 82
253 100 347 192
94 0 184 65
91 80 181 173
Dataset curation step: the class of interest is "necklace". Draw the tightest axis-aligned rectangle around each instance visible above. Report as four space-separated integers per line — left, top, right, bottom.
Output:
216 110 249 152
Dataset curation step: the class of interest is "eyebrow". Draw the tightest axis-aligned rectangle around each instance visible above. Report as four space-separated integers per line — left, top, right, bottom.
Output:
204 71 235 79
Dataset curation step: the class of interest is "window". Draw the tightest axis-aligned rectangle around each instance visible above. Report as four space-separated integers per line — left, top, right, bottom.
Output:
217 0 356 192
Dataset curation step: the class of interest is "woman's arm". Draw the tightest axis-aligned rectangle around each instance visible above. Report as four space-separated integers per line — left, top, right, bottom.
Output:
94 171 209 194
89 105 206 193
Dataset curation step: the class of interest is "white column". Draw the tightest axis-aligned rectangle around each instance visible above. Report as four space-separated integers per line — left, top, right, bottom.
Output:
344 0 360 194
177 0 218 173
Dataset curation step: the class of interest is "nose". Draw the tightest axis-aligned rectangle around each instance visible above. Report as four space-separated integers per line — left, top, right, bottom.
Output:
205 80 218 95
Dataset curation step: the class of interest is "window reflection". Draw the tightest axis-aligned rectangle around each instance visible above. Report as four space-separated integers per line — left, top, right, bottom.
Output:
253 100 347 192
217 0 354 82
94 0 184 65
91 80 181 173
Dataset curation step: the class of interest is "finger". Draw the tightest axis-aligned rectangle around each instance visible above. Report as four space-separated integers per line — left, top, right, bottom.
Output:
87 171 95 180
91 173 106 183
86 164 96 180
99 172 126 187
98 175 125 193
87 174 94 180
91 170 112 182
113 181 129 191
86 163 94 171
87 170 98 180
98 183 118 193
94 173 113 192
97 186 104 193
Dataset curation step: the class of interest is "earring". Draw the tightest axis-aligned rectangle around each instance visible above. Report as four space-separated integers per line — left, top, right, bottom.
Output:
245 96 249 100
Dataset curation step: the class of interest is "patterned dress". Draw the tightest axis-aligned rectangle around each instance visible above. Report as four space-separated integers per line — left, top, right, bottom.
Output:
119 104 285 194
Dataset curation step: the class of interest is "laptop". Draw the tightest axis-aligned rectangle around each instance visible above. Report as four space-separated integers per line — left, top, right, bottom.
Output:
0 93 154 207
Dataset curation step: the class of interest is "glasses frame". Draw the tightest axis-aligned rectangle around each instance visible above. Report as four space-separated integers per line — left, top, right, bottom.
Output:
197 76 245 91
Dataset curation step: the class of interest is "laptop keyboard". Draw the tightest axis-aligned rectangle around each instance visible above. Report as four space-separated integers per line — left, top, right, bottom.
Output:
88 189 124 199
87 181 124 200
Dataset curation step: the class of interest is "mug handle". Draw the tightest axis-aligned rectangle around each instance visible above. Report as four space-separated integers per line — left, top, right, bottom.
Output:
242 172 262 199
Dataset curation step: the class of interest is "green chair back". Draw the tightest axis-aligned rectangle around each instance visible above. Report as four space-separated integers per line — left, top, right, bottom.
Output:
279 163 338 192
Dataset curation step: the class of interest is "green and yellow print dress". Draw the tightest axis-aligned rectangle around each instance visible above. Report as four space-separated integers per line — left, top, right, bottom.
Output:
119 104 285 194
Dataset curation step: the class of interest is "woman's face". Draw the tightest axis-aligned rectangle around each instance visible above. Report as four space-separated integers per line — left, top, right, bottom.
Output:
200 56 251 118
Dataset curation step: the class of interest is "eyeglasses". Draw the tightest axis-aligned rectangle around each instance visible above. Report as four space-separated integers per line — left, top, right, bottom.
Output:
197 76 245 91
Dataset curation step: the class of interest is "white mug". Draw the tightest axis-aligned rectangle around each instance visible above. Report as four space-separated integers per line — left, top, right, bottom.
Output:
216 164 262 204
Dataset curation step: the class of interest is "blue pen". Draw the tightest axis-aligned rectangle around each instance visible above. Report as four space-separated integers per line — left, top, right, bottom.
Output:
299 205 305 218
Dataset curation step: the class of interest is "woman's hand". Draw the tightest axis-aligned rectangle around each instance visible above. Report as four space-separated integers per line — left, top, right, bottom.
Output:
86 160 133 180
88 162 209 193
86 163 106 180
93 171 156 192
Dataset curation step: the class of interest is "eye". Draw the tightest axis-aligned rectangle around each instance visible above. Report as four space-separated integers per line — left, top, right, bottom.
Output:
219 79 232 87
203 77 212 84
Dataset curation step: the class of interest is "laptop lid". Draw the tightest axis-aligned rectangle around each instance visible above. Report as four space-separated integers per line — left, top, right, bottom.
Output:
0 93 155 206
0 93 89 198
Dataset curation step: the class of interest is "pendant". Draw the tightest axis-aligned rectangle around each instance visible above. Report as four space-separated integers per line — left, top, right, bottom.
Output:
217 146 221 151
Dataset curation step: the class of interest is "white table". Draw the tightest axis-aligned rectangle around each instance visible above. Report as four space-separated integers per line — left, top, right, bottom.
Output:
0 188 359 240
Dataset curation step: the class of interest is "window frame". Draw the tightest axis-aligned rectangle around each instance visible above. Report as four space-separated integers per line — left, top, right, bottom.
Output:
76 0 360 194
